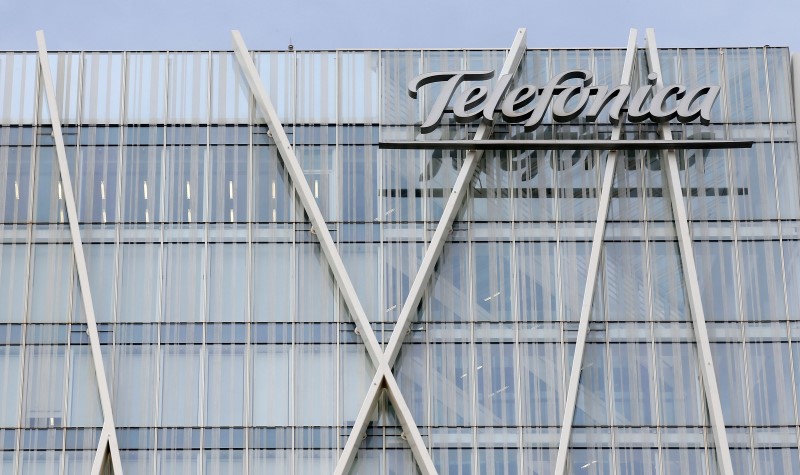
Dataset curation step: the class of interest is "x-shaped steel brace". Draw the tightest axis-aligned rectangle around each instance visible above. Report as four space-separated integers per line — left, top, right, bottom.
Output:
232 28 527 475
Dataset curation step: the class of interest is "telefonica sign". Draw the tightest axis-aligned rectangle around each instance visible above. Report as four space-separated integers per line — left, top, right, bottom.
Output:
379 36 753 152
408 70 719 134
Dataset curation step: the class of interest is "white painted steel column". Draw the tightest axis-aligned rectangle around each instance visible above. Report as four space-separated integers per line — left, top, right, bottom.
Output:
383 28 528 368
334 28 527 475
231 31 437 475
554 29 638 474
231 31 383 365
35 31 124 475
644 28 734 474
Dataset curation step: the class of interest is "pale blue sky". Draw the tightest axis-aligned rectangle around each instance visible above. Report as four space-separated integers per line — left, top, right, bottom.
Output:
1 0 798 51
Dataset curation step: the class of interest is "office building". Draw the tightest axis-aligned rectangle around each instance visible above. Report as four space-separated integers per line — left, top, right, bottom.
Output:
0 28 797 473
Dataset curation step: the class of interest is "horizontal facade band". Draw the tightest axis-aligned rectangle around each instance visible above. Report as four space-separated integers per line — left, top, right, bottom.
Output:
380 139 753 150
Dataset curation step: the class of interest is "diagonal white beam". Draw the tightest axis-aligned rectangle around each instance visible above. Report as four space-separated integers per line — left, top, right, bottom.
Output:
91 422 113 474
644 28 734 475
383 27 528 368
335 364 437 474
335 28 528 475
230 31 436 474
35 31 124 475
231 32 384 366
554 29 638 474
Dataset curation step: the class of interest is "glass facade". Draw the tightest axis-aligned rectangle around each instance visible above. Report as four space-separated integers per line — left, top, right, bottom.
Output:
0 41 797 474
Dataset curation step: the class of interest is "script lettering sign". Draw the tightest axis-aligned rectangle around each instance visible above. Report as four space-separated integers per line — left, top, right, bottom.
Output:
408 69 719 134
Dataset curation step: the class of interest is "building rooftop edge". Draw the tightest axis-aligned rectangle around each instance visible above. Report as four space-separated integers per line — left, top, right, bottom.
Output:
1 46 792 54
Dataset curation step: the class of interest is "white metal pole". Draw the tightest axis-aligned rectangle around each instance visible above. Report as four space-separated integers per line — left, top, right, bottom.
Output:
644 28 734 475
35 30 124 475
553 28 639 474
230 31 437 474
231 31 383 365
334 27 527 475
383 28 528 368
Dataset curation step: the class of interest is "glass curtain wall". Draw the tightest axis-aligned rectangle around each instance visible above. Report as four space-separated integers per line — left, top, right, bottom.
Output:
0 44 796 474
